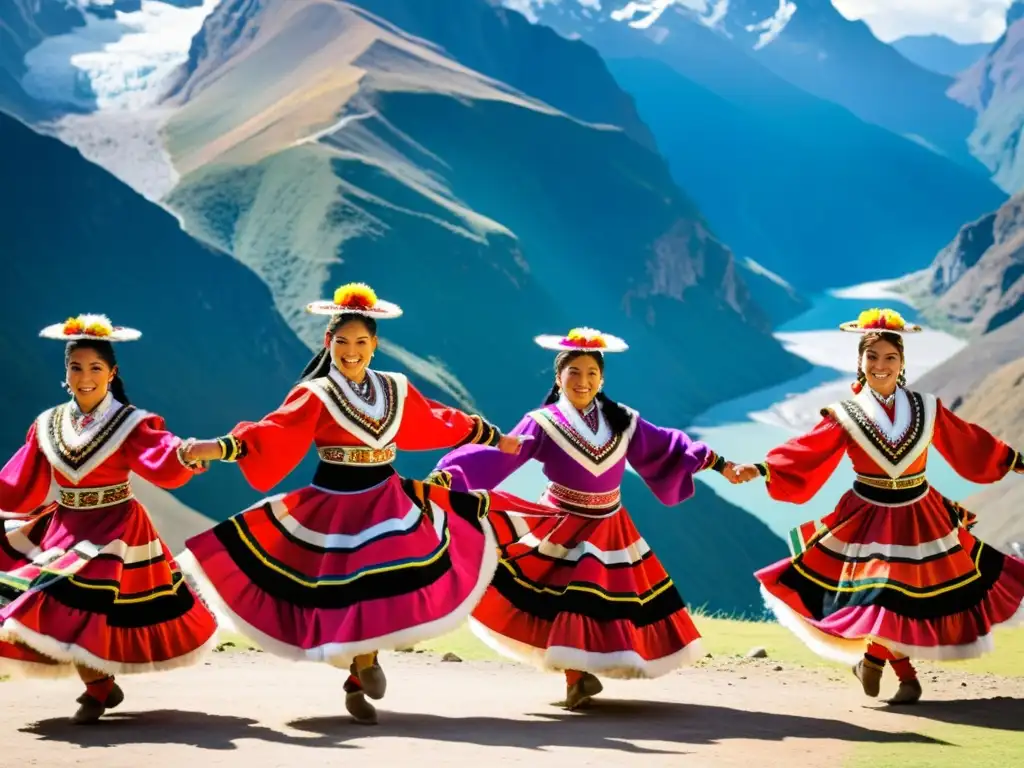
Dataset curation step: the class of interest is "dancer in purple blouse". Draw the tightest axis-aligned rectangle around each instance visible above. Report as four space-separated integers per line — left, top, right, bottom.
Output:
428 327 739 709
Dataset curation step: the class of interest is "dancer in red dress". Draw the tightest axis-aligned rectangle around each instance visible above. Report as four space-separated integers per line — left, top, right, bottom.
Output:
731 308 1024 704
178 283 543 725
0 314 218 723
431 327 740 708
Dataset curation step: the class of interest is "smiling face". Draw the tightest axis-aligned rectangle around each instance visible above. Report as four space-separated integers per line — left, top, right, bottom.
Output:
860 336 903 397
328 316 378 382
555 352 604 411
66 347 115 413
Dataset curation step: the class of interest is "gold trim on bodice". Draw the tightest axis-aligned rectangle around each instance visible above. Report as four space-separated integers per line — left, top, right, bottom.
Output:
57 481 134 509
317 443 397 466
854 470 927 491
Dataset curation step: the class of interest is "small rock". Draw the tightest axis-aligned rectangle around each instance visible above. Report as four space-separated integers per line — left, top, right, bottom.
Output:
746 647 768 659
961 681 968 687
441 652 463 662
772 665 784 672
396 646 416 653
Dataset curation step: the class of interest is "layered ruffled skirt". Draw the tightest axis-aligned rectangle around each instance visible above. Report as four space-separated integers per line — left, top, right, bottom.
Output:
470 502 704 679
0 499 218 678
756 486 1024 662
180 475 543 668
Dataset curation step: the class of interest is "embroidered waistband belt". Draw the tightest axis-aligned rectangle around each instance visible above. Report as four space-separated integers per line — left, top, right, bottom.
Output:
58 482 133 509
854 472 926 490
318 443 397 466
544 482 621 517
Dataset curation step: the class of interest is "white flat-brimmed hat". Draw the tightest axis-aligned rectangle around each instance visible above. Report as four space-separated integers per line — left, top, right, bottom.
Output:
534 326 628 353
39 313 141 342
305 282 403 319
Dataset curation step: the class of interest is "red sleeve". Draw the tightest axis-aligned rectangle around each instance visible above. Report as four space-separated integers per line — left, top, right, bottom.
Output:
395 382 502 452
231 387 322 493
0 422 53 514
124 416 196 490
932 399 1020 484
759 416 848 504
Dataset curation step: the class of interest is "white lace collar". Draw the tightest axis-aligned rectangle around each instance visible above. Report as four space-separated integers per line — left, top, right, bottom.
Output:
68 392 120 436
555 394 610 448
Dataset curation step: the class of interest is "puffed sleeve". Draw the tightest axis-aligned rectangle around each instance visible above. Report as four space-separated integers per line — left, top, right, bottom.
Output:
124 416 197 490
229 387 323 493
756 415 849 504
0 422 53 514
626 417 725 505
931 398 1022 483
395 382 503 452
431 414 541 491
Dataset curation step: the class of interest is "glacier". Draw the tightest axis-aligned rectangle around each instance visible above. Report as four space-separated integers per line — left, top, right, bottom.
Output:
21 0 220 111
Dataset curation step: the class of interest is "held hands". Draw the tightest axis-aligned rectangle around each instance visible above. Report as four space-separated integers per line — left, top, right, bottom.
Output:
498 434 533 455
722 462 761 485
184 439 225 463
176 438 211 474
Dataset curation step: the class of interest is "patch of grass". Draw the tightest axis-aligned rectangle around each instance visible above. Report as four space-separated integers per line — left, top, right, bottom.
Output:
692 615 1024 678
847 722 1024 768
415 615 1024 677
210 631 263 654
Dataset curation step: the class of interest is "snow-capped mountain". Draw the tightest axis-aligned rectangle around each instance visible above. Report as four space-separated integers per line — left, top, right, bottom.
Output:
517 0 984 175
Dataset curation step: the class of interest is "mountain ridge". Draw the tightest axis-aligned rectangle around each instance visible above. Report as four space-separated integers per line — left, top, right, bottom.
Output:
531 0 986 174
948 2 1024 192
159 0 811 431
890 33 991 77
525 3 1007 290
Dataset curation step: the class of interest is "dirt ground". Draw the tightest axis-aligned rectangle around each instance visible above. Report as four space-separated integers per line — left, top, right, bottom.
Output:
4 650 1024 767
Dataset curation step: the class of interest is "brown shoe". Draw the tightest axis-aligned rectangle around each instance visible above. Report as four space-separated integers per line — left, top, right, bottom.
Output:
853 659 883 698
887 679 922 705
357 663 387 700
565 673 603 710
345 691 379 725
71 682 124 724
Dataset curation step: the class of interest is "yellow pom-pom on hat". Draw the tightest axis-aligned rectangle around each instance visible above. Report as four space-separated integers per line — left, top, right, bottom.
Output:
306 281 403 318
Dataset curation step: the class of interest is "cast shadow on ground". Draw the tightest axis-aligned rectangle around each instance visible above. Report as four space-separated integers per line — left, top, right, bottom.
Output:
288 698 948 754
20 709 352 751
878 696 1024 732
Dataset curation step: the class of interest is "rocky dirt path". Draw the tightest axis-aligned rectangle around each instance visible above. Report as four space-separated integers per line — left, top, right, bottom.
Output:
4 650 1023 767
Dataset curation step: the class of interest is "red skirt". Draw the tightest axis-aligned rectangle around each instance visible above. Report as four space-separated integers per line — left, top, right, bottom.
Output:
180 475 547 669
756 486 1024 663
0 499 218 679
471 502 704 679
